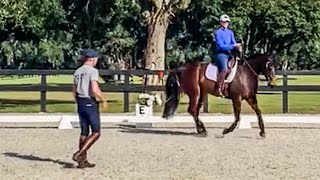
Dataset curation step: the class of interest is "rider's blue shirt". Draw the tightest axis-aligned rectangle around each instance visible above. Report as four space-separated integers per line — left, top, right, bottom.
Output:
214 27 236 54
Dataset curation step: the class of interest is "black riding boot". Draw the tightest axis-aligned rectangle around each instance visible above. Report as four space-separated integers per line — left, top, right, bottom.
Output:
216 71 227 97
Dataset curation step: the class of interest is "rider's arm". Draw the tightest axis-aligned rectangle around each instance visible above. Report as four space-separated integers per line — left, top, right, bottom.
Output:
230 31 236 46
214 30 235 51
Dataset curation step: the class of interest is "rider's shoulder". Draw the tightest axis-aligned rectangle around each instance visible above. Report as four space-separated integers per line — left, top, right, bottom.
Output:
215 27 234 33
228 27 235 33
214 27 224 34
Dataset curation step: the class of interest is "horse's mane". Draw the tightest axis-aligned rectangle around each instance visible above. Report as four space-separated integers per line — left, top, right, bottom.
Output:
246 53 269 61
168 57 204 70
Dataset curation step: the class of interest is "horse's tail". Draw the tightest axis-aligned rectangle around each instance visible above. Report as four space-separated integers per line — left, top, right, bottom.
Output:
162 69 181 119
162 62 202 119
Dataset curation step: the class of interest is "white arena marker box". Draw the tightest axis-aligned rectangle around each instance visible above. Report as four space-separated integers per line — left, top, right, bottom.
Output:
135 103 153 117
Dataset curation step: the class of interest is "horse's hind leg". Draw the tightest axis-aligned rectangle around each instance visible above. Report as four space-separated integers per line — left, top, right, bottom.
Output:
188 94 206 134
223 97 242 135
246 96 265 138
196 94 207 133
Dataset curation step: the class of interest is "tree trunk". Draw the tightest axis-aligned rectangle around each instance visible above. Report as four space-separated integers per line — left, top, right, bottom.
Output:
145 11 168 70
144 8 169 87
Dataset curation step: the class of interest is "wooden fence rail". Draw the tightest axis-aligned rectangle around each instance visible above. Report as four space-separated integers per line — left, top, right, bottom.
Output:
0 70 320 113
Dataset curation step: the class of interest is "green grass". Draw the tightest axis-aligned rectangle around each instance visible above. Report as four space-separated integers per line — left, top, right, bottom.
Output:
0 75 319 113
0 74 318 85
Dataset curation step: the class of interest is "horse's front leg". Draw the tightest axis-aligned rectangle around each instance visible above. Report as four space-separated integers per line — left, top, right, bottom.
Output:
223 97 242 135
188 95 206 134
246 96 265 138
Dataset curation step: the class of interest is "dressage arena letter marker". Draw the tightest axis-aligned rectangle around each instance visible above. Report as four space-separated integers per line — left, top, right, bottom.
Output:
135 103 153 117
140 106 146 115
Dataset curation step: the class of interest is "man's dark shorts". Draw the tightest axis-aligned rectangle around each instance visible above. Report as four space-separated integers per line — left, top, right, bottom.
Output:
76 97 100 136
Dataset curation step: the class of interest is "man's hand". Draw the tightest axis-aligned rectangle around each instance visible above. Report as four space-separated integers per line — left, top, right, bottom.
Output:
101 100 108 110
92 80 107 109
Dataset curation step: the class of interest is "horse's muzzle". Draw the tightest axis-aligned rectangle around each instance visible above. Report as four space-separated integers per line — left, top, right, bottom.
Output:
268 79 277 88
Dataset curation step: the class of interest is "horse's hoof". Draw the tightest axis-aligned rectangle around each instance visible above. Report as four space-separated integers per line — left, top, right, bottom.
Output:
197 131 208 137
260 132 266 138
197 128 207 134
222 128 229 135
215 134 224 138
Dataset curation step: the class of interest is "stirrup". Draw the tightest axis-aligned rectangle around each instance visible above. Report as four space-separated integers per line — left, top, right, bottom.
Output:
218 92 225 98
217 86 225 98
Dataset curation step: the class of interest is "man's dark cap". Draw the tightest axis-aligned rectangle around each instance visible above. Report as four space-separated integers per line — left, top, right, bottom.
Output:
82 49 99 59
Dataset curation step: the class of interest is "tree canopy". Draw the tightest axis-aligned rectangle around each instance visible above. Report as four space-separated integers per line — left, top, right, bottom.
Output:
0 0 319 70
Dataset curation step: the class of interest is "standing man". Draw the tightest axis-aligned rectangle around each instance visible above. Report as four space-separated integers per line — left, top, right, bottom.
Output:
72 49 107 168
213 14 241 96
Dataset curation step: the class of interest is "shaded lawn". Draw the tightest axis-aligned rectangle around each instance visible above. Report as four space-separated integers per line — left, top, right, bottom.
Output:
0 75 319 85
0 74 319 113
0 92 319 114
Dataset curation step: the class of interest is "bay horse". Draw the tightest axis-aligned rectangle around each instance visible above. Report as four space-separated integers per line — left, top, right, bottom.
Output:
162 54 277 137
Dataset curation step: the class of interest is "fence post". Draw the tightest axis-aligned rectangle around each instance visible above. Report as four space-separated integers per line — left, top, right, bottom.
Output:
282 73 288 113
40 74 47 112
203 95 209 113
123 74 130 113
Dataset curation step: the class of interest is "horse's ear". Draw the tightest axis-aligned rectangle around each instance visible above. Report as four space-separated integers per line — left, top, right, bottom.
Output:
270 51 277 63
265 51 273 57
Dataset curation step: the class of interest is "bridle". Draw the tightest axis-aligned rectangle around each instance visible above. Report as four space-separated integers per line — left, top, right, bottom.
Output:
243 59 260 79
243 56 272 82
238 45 262 80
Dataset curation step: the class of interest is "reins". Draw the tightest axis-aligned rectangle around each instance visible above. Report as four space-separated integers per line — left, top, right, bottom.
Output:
239 48 262 81
243 59 261 80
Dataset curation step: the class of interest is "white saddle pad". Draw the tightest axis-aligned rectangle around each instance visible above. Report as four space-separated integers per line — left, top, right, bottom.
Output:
205 60 238 83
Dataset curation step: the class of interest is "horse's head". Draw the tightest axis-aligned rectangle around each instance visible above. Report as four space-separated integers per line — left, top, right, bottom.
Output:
246 53 277 88
162 70 181 119
262 54 277 88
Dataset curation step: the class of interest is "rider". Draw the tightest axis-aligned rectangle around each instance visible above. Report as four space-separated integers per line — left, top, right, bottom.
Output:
213 14 241 96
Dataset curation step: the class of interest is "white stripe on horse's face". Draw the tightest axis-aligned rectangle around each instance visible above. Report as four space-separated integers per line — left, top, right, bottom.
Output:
264 60 277 87
266 62 270 69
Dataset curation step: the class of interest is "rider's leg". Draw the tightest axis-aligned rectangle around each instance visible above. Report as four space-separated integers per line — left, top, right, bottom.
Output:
215 53 228 96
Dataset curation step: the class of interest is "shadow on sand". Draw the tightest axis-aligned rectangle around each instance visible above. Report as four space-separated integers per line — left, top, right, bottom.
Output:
3 152 75 169
118 124 208 137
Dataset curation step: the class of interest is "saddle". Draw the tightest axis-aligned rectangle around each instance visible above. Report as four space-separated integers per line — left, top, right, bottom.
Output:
205 56 238 98
205 56 238 82
227 56 236 73
221 56 237 97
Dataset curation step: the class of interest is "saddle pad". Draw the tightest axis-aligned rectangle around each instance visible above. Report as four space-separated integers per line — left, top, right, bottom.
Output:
205 60 238 83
